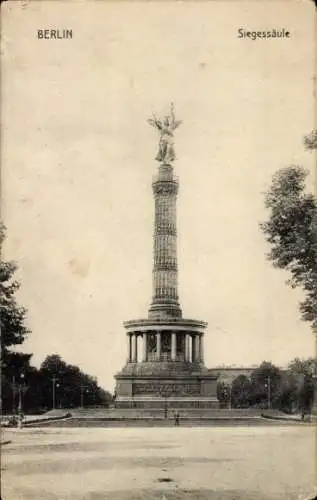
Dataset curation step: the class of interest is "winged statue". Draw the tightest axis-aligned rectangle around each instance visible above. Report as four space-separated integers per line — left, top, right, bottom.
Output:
148 103 182 163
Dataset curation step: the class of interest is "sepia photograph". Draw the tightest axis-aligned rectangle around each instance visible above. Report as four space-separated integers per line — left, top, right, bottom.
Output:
1 1 316 499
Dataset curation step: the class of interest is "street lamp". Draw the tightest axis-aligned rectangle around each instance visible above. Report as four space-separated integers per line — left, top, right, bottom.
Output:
80 385 89 408
265 376 271 410
224 385 232 410
12 375 17 414
17 372 25 428
51 376 59 410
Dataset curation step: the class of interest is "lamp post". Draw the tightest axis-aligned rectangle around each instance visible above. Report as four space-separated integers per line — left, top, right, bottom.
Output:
17 372 25 428
265 376 271 410
228 385 232 410
51 376 59 410
224 385 232 410
80 385 89 408
12 375 16 414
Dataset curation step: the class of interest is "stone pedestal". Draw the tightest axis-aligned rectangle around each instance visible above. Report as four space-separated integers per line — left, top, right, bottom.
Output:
115 366 218 409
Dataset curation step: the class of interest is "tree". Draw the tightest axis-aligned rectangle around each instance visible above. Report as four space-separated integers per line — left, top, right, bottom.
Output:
287 357 316 415
261 133 317 413
216 381 231 408
250 362 283 409
1 352 34 413
278 372 298 413
231 375 252 408
303 129 317 151
261 165 317 333
1 351 113 413
0 222 31 412
298 373 314 418
39 354 112 409
0 222 30 360
288 357 317 377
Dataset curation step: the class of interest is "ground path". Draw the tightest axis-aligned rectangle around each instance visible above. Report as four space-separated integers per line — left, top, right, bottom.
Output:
1 426 316 500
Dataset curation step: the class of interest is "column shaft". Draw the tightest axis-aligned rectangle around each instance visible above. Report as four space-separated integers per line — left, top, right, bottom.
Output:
133 334 138 363
200 335 204 363
191 335 196 362
143 332 148 362
195 335 200 362
171 332 177 361
156 332 161 360
185 334 190 361
128 335 132 362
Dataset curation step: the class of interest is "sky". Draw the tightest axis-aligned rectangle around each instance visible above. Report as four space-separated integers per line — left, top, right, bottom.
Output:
1 1 316 391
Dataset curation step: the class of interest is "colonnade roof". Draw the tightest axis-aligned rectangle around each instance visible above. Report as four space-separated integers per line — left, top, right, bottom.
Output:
124 318 207 326
123 318 207 334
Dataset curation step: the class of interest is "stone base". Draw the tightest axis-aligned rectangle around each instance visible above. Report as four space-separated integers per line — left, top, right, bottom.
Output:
148 300 182 319
114 361 219 409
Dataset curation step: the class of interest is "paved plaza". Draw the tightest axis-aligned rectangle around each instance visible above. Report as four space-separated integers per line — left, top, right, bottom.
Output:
1 425 316 500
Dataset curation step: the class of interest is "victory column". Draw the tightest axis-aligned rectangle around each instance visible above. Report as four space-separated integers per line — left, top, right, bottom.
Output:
114 105 218 409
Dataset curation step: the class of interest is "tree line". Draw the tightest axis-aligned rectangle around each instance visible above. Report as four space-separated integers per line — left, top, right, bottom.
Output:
1 353 112 414
0 222 112 414
217 359 315 416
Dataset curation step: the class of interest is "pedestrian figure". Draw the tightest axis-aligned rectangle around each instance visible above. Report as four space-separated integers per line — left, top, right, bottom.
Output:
18 412 23 429
164 405 168 419
174 411 180 426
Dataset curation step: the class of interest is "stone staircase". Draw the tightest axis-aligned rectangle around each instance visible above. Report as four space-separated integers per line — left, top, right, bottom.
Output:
69 407 263 419
24 407 311 427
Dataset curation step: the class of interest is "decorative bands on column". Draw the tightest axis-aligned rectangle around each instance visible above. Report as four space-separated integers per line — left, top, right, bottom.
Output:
153 269 178 300
152 179 178 197
155 222 176 236
149 163 182 318
154 234 177 259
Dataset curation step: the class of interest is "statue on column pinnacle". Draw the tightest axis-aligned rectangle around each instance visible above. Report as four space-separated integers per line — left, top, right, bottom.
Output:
147 103 182 164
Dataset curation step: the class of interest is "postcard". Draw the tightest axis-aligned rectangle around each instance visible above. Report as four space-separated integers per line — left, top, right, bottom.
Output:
1 1 316 499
